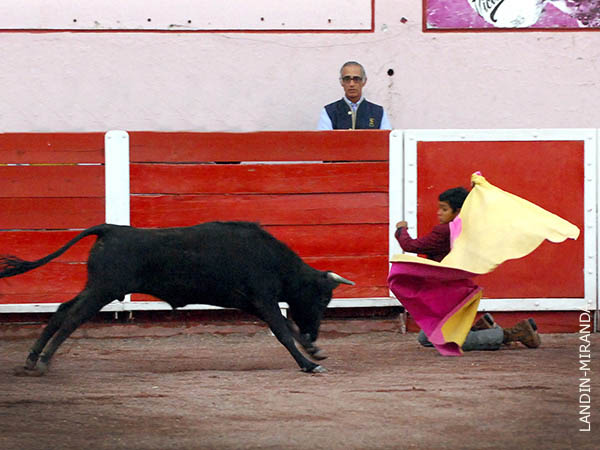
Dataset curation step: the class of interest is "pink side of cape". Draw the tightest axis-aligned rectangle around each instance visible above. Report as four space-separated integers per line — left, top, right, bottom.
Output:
449 216 462 249
387 262 479 356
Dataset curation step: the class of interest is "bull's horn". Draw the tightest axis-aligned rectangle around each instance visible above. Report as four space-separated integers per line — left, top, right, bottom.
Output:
328 272 355 286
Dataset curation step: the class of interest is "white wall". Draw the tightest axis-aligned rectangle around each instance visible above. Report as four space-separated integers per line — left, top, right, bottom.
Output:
1 1 599 132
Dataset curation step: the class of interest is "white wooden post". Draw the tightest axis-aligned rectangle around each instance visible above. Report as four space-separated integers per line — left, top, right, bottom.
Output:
104 130 131 312
104 130 130 226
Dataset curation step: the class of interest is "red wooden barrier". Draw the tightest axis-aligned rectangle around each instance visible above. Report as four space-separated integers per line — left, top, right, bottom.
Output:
0 130 593 334
0 133 104 164
0 133 105 305
129 131 389 162
128 131 391 301
0 131 391 307
130 162 388 194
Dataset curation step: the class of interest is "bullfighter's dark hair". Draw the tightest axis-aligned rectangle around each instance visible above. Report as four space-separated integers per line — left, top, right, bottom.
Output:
439 187 469 212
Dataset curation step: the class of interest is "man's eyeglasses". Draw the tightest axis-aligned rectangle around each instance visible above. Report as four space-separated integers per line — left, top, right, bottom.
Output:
341 76 363 84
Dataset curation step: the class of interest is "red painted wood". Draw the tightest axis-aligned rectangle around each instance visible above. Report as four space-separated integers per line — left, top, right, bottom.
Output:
0 198 105 229
0 293 77 304
0 133 104 164
0 262 87 298
130 162 388 195
0 225 386 262
129 131 390 162
131 285 389 303
477 239 584 297
131 193 388 227
306 255 389 292
0 231 95 262
0 165 104 197
265 224 387 257
416 140 584 298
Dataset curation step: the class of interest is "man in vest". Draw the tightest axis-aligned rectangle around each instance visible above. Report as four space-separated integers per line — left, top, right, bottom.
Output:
317 61 392 130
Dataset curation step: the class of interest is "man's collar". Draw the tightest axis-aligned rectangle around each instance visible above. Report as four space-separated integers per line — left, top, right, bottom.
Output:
343 96 365 108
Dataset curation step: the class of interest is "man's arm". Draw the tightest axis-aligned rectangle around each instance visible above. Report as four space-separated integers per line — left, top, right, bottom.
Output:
317 108 333 130
380 110 392 130
395 223 449 255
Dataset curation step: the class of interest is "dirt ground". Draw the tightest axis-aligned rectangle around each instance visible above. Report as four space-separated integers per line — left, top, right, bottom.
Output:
0 322 597 450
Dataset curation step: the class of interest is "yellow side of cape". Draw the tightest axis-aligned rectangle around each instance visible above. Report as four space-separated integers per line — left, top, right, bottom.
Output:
391 173 580 274
440 290 482 347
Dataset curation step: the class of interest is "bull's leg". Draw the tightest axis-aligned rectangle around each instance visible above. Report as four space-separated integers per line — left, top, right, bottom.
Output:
17 289 113 376
22 296 80 371
256 304 325 373
286 319 327 361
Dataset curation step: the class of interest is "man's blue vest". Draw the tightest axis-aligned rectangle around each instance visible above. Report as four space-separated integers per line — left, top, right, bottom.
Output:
324 98 384 129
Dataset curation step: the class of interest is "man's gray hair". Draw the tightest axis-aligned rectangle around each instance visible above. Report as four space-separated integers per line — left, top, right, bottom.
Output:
340 61 366 80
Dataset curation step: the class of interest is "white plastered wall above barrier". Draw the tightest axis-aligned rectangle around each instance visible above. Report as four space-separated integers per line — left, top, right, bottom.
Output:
389 129 597 317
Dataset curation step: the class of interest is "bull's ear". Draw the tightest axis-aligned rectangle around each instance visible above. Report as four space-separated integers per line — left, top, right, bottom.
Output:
327 272 355 286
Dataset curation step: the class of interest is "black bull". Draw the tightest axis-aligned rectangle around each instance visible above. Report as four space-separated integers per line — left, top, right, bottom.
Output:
0 222 354 375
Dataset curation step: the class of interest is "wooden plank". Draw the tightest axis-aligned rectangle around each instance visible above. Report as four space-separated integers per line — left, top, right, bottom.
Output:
265 224 388 257
0 262 87 296
131 193 388 227
0 225 386 261
0 133 104 164
0 198 105 229
0 231 95 262
0 165 104 197
0 293 76 304
306 256 389 298
129 131 390 163
131 285 389 303
130 162 388 194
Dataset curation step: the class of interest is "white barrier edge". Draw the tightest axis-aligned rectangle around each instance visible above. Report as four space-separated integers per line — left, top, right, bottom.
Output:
0 298 590 314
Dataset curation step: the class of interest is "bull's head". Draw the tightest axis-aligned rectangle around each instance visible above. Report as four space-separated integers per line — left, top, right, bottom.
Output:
287 271 354 358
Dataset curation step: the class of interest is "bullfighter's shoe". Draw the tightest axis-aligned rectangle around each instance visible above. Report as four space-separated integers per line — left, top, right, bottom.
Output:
471 312 496 331
503 319 541 348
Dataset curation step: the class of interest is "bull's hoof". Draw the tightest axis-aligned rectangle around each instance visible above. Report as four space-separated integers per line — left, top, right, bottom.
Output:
13 366 46 377
309 349 328 361
302 365 327 374
24 357 38 370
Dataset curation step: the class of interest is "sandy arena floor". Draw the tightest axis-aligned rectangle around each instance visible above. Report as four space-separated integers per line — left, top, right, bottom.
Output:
0 323 597 450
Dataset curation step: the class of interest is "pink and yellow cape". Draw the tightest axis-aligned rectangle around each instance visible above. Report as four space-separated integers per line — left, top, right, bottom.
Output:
387 173 580 356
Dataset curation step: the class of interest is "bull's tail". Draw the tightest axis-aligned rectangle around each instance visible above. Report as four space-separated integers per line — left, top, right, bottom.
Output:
0 224 109 279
